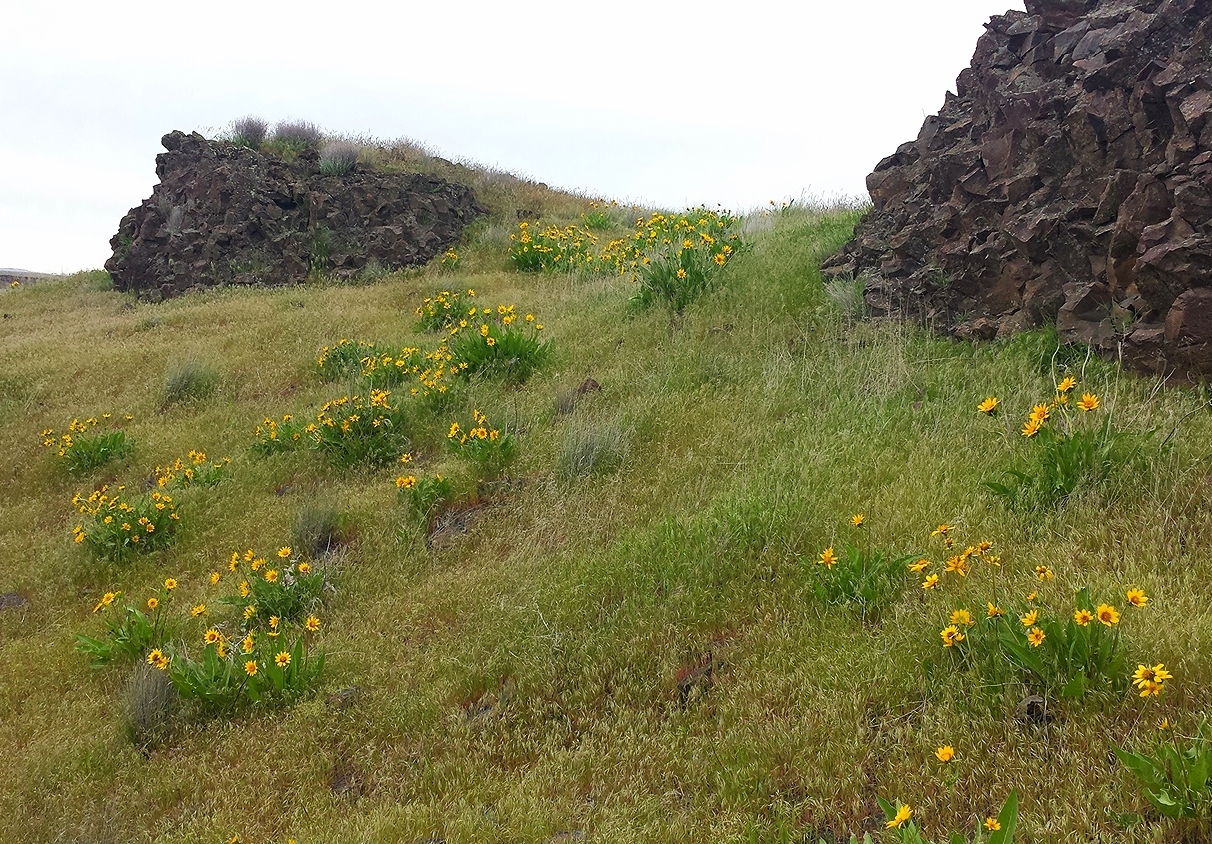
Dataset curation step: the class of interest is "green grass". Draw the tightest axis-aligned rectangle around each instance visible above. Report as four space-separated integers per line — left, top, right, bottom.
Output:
1 196 1211 844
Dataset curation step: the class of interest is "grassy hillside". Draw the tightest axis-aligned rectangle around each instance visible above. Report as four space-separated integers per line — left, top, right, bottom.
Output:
2 189 1212 844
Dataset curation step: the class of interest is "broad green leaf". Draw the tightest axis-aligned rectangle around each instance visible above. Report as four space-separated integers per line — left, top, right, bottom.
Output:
1061 674 1087 700
988 790 1018 844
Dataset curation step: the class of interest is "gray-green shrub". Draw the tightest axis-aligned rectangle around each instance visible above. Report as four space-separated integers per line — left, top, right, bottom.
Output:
272 120 323 149
319 141 359 176
558 421 628 479
164 361 220 404
231 116 268 149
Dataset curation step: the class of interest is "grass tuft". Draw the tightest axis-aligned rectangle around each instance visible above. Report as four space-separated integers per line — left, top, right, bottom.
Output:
123 661 180 748
291 502 350 558
163 360 221 404
318 140 359 176
557 419 628 479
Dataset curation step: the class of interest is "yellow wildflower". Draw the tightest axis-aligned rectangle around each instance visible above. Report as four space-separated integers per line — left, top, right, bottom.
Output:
886 804 913 829
950 609 974 627
940 625 965 647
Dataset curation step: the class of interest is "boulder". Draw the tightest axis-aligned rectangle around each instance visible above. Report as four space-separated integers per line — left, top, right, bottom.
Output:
106 131 485 298
824 0 1212 378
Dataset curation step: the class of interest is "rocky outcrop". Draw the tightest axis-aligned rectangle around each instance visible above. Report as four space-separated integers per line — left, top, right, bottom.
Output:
824 0 1212 378
106 131 484 298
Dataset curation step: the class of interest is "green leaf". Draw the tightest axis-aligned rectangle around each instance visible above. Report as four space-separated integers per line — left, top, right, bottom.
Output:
1061 674 1087 700
982 481 1013 497
1113 747 1165 789
997 626 1045 678
1188 753 1208 794
988 790 1018 844
1149 790 1187 819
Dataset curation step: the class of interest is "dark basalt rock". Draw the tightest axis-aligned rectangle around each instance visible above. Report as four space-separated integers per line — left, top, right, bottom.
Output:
824 0 1212 378
106 131 485 299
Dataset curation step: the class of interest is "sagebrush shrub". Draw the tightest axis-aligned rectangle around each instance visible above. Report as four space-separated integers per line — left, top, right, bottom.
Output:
230 116 268 148
319 141 359 176
272 120 323 149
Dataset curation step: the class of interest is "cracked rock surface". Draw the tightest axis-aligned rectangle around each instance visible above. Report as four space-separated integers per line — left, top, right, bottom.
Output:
106 131 484 299
825 0 1212 377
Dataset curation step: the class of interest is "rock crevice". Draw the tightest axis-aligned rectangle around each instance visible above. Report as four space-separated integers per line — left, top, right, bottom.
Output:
825 0 1212 377
106 131 484 298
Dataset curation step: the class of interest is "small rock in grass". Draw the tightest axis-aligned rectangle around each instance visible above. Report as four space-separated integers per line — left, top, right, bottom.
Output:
325 686 361 711
0 593 29 611
1015 694 1054 725
329 761 364 797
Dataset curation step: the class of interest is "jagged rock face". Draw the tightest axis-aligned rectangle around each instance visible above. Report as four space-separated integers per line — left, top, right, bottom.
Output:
824 0 1212 377
106 131 485 298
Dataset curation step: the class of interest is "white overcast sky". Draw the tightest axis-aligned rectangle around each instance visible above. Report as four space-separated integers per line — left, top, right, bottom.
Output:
1 0 1024 273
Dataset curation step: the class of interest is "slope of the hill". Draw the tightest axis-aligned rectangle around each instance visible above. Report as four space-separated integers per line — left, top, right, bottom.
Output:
1 204 1210 843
